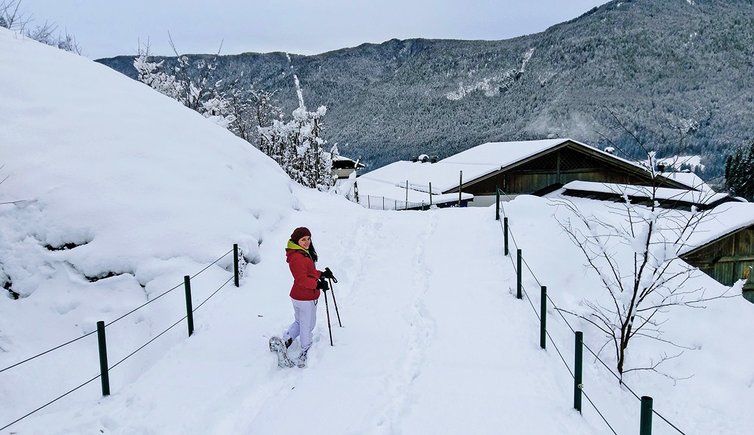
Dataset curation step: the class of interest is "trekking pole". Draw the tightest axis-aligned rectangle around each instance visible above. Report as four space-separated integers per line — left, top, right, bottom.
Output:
327 277 343 327
323 289 334 346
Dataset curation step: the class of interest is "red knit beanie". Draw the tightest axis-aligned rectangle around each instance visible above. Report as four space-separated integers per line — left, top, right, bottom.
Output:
290 227 312 243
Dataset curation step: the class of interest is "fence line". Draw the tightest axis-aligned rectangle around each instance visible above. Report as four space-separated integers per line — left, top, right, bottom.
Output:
1 246 240 431
0 249 233 375
495 189 686 435
357 194 428 211
499 219 618 434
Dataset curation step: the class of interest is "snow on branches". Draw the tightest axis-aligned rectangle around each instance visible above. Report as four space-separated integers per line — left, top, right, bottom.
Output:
133 46 334 191
258 75 335 191
133 45 233 128
554 171 729 380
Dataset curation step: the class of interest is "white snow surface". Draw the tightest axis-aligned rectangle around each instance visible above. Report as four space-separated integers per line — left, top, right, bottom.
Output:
660 171 713 193
561 180 731 206
354 176 472 210
360 160 497 193
2 29 754 435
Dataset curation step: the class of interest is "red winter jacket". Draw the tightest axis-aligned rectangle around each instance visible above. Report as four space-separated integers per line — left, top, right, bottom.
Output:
286 241 321 301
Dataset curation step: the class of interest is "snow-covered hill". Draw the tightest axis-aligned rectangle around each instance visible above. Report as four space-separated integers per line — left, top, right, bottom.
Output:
2 29 753 435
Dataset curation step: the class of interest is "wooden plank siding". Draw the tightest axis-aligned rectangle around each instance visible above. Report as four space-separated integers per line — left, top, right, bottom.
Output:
681 225 754 287
450 142 680 196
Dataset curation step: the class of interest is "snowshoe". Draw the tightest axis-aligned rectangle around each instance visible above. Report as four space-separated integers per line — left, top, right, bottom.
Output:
269 336 295 368
296 349 308 368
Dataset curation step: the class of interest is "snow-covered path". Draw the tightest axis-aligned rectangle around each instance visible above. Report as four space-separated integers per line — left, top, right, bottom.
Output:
15 200 601 434
209 204 598 435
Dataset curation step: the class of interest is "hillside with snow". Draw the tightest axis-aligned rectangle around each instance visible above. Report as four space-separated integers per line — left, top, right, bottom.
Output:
2 29 754 435
99 0 754 178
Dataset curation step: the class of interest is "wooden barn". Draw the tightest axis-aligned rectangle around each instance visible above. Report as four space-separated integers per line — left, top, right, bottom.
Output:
679 202 754 303
356 138 697 209
440 139 689 205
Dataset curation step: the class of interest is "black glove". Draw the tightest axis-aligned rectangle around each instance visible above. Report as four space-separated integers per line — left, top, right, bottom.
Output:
316 278 330 291
321 267 336 280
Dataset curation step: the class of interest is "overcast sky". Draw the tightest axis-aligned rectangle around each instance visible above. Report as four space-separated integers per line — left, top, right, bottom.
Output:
20 0 610 59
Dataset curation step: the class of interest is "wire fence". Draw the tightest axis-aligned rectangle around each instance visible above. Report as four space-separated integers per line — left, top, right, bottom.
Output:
357 194 430 211
495 190 686 435
0 247 240 432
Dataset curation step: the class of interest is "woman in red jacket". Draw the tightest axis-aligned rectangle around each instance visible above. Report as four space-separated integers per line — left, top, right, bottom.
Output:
276 227 333 368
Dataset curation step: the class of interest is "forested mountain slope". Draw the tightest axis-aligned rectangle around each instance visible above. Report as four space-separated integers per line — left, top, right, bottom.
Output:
100 0 754 179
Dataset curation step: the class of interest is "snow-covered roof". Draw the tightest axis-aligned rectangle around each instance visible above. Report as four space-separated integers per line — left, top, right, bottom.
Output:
640 155 705 172
440 138 569 166
439 138 648 173
332 155 361 163
679 201 754 256
561 181 731 207
660 171 713 193
359 160 498 193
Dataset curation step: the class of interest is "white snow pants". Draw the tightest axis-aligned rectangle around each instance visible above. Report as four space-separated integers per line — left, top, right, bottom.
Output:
283 299 318 352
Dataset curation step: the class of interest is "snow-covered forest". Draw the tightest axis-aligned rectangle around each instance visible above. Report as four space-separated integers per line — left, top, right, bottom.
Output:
99 0 754 182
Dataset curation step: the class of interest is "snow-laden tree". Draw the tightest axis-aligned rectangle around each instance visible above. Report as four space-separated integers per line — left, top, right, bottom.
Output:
554 151 730 380
133 41 234 128
251 89 283 151
133 46 181 100
258 75 334 191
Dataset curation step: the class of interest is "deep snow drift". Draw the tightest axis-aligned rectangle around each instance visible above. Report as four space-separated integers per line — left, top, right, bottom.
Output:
1 29 753 435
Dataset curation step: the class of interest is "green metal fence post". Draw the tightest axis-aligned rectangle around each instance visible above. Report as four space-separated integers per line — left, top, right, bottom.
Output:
640 396 653 435
233 243 240 287
429 182 433 207
495 188 500 221
540 286 547 349
96 320 110 396
504 217 509 256
516 249 522 299
184 275 194 337
574 331 583 413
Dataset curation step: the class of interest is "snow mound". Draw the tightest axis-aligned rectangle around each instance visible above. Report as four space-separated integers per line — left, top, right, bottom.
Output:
0 28 296 297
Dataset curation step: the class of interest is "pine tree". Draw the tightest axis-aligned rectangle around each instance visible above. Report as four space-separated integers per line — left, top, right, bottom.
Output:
725 141 754 201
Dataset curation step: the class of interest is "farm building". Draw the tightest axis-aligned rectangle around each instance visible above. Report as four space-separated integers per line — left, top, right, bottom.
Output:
358 138 690 207
332 156 365 179
440 139 689 205
679 202 754 303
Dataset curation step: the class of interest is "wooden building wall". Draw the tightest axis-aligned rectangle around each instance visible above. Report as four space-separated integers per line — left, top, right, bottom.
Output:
681 226 754 288
461 146 657 196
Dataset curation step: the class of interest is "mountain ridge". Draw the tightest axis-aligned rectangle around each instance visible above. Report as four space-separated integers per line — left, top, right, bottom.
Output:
98 0 754 180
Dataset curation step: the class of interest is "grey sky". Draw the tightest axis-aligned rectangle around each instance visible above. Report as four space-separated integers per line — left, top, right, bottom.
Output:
21 0 610 59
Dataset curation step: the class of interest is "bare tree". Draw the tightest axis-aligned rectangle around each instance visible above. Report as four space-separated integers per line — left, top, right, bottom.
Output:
0 0 28 30
250 88 282 151
1 0 80 54
556 111 734 380
166 33 224 113
134 37 233 127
